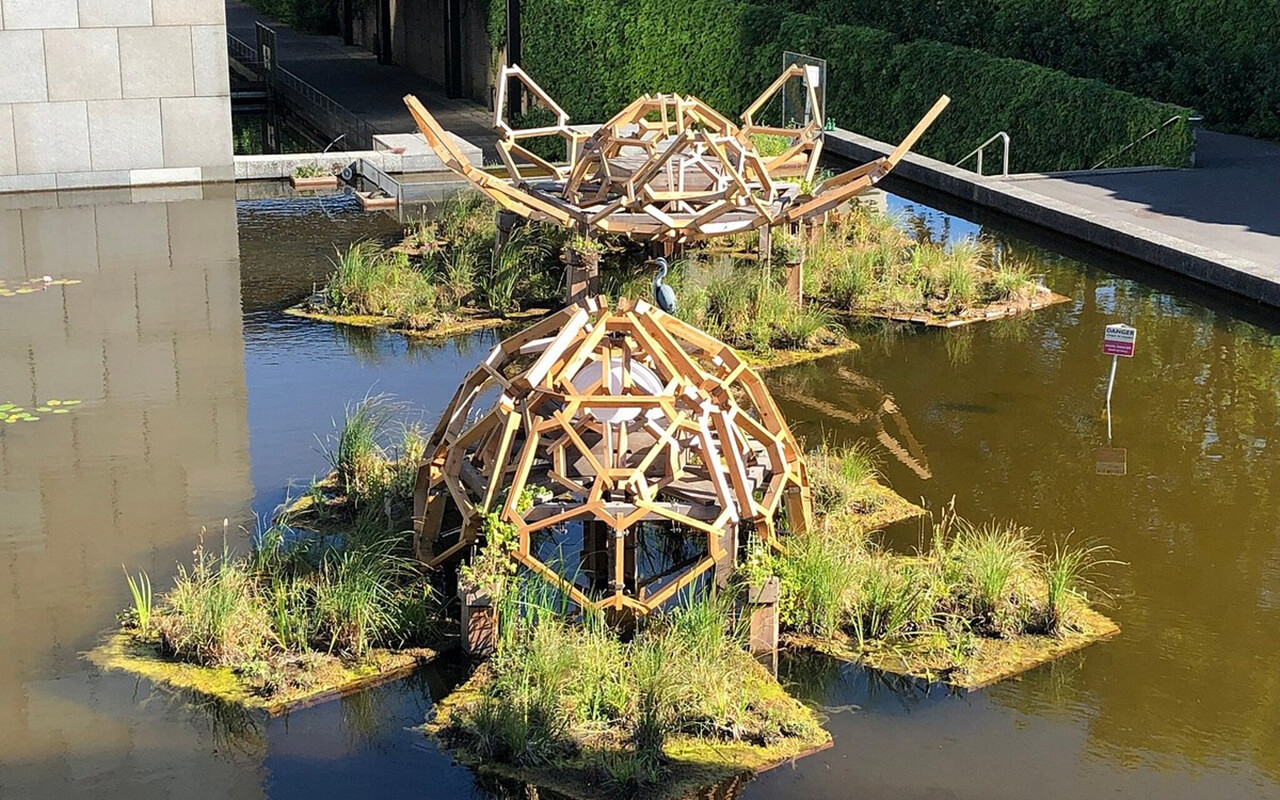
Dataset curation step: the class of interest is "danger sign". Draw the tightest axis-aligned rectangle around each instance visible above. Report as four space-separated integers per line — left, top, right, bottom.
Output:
1103 324 1137 357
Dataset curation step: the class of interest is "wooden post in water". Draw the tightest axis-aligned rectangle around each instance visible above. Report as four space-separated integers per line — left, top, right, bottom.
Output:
461 589 498 657
745 576 780 656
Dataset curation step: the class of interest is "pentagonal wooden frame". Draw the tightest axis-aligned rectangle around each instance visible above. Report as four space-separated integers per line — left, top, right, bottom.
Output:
413 297 813 615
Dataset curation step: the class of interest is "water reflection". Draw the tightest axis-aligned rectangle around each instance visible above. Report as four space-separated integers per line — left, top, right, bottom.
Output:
0 188 256 796
768 251 1280 796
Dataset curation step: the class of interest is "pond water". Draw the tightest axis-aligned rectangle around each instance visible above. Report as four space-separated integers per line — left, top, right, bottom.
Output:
1 183 1277 799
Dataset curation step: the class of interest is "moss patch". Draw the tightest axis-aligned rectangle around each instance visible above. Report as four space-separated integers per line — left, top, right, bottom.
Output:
283 306 550 341
86 630 452 715
425 659 831 800
788 605 1119 691
842 480 927 535
748 340 860 371
837 288 1071 328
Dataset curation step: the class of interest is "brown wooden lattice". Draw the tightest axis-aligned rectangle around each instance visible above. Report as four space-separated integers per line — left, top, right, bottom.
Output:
413 297 813 615
403 65 948 242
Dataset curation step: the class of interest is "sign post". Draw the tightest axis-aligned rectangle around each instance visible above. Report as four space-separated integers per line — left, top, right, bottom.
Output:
1101 323 1136 444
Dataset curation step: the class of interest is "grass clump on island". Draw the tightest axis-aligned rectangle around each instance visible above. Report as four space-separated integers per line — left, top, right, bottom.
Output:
751 443 1120 688
601 255 849 358
797 205 1060 324
309 191 568 333
429 585 828 800
100 396 447 710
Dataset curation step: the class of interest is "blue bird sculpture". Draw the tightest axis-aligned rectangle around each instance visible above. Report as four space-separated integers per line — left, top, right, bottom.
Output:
653 257 677 314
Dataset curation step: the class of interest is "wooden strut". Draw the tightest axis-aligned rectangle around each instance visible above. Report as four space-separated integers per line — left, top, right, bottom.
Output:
412 297 812 617
402 65 949 243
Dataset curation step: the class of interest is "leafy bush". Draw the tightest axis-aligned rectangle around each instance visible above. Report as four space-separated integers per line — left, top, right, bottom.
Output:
792 0 1279 139
519 0 1193 170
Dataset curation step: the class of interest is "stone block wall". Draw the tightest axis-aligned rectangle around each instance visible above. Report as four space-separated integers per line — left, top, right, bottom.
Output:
0 0 234 193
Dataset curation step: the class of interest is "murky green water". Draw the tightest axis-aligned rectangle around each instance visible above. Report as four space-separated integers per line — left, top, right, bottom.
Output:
1 183 1277 798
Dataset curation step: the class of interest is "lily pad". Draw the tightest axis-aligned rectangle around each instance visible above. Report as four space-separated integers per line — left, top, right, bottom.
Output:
62 400 82 406
36 407 51 413
0 404 13 412
45 400 61 406
52 409 70 415
22 416 39 422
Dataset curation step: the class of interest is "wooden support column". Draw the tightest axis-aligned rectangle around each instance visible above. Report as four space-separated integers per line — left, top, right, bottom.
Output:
745 577 780 657
461 589 498 657
714 523 738 588
563 240 600 304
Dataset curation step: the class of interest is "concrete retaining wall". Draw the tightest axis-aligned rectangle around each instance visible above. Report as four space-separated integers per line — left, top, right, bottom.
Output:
0 0 234 194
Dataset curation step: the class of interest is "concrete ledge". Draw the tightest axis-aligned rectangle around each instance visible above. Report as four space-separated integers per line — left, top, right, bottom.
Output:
232 132 484 182
825 129 1280 308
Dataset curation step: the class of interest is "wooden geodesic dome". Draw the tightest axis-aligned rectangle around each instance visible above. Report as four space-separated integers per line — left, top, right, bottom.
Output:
413 297 813 615
403 66 949 243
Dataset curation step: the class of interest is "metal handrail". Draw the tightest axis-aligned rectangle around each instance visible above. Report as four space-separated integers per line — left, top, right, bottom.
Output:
226 31 383 150
956 131 1010 177
1090 115 1184 170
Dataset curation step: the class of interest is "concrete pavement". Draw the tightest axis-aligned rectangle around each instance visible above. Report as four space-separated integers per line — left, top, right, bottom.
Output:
223 0 498 160
1012 132 1280 270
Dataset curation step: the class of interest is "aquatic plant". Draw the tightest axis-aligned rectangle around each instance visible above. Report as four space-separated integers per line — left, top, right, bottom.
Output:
322 241 439 322
798 206 1042 321
292 163 331 179
444 584 822 794
323 394 400 510
675 256 842 353
1040 538 1117 635
807 440 881 516
157 533 271 667
124 568 154 635
313 541 406 658
935 515 1038 635
1 399 81 425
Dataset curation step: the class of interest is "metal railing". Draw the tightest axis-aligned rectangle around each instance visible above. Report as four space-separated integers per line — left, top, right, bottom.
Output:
226 30 383 151
956 131 1010 177
1090 115 1184 170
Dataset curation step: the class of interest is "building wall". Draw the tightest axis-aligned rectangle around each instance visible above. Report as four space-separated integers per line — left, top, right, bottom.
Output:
351 0 492 106
0 0 234 194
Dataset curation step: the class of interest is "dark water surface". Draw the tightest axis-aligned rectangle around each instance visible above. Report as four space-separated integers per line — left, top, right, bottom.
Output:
1 186 1277 798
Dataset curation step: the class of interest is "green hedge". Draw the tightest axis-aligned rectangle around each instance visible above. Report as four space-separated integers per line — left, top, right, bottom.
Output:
243 0 339 35
519 0 1192 172
784 0 1279 139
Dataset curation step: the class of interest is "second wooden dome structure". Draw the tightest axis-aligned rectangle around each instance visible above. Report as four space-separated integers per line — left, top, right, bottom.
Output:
413 296 813 615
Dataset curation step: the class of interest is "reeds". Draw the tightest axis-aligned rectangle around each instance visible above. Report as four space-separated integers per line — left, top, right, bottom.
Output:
800 207 1040 318
806 440 880 516
450 586 820 793
124 399 443 696
759 487 1117 668
673 256 843 353
123 567 153 635
322 242 438 322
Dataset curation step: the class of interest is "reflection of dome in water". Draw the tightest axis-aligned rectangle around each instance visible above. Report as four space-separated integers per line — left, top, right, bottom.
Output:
413 297 813 615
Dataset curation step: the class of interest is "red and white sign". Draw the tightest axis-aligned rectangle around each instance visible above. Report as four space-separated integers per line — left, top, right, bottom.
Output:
1102 324 1137 357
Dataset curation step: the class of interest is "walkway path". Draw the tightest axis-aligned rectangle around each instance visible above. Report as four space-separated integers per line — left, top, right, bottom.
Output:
1011 132 1280 271
223 0 498 159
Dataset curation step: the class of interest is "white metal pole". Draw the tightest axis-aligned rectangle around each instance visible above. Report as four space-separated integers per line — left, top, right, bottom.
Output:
1105 354 1118 442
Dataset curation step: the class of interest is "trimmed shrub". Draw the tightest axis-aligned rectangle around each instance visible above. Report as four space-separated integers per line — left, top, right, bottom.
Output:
518 0 1193 171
